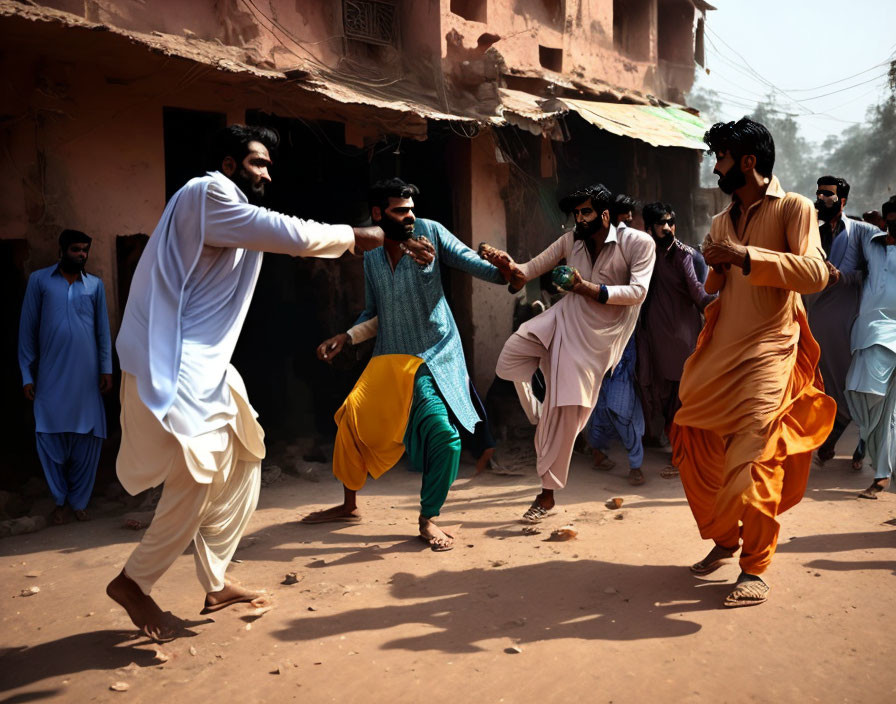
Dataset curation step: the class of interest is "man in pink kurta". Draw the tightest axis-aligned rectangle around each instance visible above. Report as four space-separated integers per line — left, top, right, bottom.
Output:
482 184 655 521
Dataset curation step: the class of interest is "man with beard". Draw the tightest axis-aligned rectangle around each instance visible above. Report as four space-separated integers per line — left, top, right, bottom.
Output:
844 198 896 499
18 229 112 525
480 184 655 522
636 202 715 480
670 118 834 607
805 176 878 468
301 178 518 550
107 126 427 641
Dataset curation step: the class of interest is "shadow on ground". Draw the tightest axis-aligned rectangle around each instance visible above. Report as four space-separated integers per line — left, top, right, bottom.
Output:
271 559 725 653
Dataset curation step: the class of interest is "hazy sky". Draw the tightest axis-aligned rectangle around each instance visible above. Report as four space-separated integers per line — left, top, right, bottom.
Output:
692 0 895 143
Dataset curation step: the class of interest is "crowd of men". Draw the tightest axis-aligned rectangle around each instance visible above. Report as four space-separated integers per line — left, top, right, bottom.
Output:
17 117 895 639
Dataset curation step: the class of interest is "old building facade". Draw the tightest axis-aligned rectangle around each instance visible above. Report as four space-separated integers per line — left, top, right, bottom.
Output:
0 0 711 483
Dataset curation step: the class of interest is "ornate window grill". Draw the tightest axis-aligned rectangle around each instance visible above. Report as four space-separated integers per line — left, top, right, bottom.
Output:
343 0 398 46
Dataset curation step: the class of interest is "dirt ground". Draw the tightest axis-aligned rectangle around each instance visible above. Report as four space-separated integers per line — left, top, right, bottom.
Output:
1 427 894 704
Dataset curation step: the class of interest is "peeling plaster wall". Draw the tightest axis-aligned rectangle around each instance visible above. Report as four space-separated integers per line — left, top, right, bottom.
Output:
440 0 696 101
1 43 264 332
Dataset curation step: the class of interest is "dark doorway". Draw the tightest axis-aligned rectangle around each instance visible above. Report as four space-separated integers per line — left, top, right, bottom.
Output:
115 234 149 320
163 107 226 200
0 239 40 489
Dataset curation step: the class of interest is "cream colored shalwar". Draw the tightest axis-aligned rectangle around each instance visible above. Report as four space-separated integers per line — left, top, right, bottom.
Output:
496 226 655 489
118 371 265 594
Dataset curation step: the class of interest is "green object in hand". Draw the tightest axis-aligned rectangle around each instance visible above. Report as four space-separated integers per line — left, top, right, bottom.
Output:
551 265 577 290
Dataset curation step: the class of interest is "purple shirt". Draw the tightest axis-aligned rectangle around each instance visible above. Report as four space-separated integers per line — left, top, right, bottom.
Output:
638 238 715 382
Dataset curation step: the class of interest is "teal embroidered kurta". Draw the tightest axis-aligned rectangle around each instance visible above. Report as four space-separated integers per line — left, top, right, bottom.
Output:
355 218 505 432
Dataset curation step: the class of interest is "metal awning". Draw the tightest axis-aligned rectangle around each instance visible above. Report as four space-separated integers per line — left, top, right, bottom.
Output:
559 99 708 150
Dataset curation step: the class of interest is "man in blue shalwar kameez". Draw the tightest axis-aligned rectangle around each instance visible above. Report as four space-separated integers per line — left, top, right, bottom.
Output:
18 229 112 524
304 179 520 550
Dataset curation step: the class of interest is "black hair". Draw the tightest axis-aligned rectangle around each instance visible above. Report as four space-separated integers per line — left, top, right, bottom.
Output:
611 194 637 219
368 178 420 212
641 202 675 231
817 175 850 201
558 183 613 216
882 198 896 219
59 229 91 250
704 117 776 178
208 124 279 171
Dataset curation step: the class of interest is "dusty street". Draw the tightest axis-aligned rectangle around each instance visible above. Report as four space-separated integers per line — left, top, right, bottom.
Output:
2 429 894 704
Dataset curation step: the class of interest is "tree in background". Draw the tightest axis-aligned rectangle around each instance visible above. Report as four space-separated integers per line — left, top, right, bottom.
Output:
688 61 896 215
818 60 896 215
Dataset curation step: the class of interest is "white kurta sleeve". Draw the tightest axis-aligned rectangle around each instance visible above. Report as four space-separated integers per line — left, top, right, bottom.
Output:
203 181 355 258
604 232 656 305
347 316 379 343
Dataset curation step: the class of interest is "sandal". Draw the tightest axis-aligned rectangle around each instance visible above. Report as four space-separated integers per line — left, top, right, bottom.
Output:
690 546 737 575
723 577 769 608
627 468 646 486
858 478 889 500
660 465 679 479
521 505 553 524
419 531 455 552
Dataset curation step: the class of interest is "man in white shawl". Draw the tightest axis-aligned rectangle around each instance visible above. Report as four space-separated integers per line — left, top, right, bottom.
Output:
107 124 432 641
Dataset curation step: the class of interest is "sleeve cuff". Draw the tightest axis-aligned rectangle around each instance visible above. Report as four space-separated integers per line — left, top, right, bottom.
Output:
337 225 356 255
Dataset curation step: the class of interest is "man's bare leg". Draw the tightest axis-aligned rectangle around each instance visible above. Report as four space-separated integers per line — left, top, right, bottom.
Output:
418 514 454 551
106 570 182 642
474 447 495 475
300 486 361 523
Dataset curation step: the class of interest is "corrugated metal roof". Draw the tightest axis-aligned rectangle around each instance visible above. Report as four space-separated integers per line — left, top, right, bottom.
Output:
559 99 708 150
0 0 475 136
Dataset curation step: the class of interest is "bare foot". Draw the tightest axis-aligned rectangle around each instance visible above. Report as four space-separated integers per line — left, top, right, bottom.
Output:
300 505 361 524
474 447 495 475
592 450 615 471
106 570 182 642
73 509 90 522
202 582 269 614
418 516 454 551
690 543 738 575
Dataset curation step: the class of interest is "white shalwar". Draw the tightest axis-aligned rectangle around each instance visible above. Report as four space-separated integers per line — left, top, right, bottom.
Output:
117 171 355 594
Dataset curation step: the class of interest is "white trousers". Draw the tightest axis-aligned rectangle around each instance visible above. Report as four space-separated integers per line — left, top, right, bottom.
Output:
118 372 263 595
497 332 592 490
124 446 260 595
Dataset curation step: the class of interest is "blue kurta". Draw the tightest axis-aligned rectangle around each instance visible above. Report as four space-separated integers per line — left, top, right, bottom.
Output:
843 229 896 481
356 218 505 432
18 265 112 438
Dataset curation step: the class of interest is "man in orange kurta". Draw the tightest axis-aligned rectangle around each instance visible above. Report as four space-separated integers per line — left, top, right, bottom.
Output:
671 118 836 608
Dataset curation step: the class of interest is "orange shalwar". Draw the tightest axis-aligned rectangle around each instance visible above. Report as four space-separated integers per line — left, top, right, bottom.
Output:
671 177 836 576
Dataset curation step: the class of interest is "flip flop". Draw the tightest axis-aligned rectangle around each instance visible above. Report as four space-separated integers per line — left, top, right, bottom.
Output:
200 593 269 615
690 548 737 575
419 531 454 552
858 479 889 500
521 505 553 524
300 513 362 524
723 578 769 608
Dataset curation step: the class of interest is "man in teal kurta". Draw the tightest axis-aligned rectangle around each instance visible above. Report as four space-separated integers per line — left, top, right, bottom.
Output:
302 179 517 550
